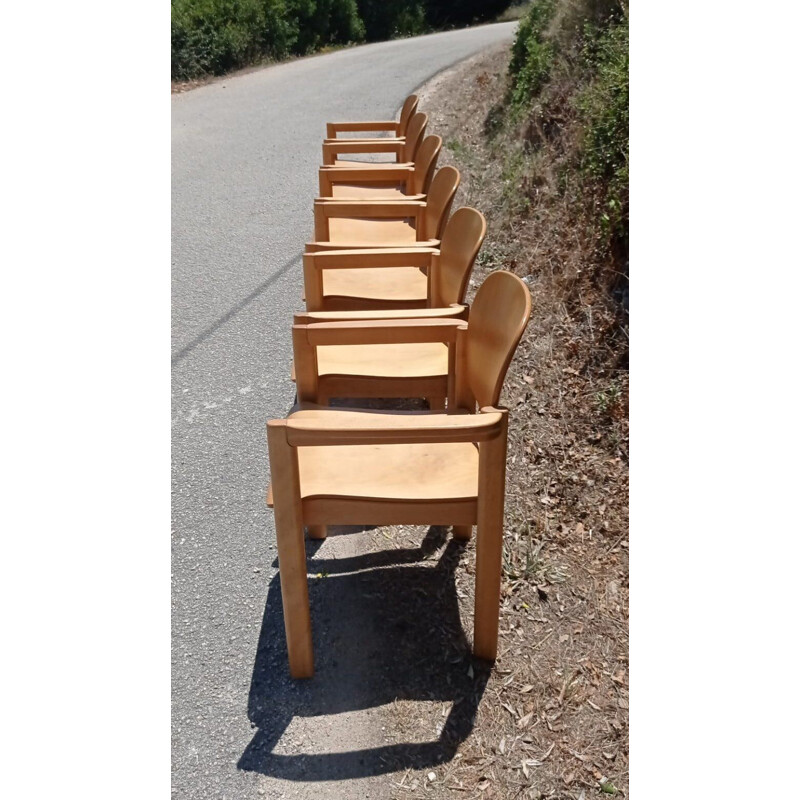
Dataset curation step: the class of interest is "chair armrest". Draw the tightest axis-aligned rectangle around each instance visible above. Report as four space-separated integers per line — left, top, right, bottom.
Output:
294 317 466 346
322 136 404 145
304 247 436 270
316 193 425 203
274 407 507 446
305 239 440 251
314 199 425 218
321 161 415 171
322 140 404 160
318 164 414 197
318 165 414 184
326 121 400 137
293 304 467 324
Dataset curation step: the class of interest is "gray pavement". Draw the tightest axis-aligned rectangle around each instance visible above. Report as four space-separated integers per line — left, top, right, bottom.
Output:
172 22 516 799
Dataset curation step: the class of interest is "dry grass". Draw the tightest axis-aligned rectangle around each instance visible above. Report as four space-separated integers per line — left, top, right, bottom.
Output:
366 46 629 798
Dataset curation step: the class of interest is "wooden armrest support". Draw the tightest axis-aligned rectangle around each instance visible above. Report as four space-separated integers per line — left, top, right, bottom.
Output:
327 121 400 137
323 136 404 145
295 317 466 346
322 140 403 157
305 239 440 251
273 408 506 447
304 247 436 269
314 199 425 218
318 166 413 183
316 194 425 203
293 304 467 324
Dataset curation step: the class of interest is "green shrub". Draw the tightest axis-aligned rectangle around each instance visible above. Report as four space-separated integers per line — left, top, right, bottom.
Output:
172 0 517 80
171 0 295 80
289 0 365 54
356 1 427 40
577 15 628 248
507 0 557 109
172 0 367 80
424 1 513 28
495 0 628 277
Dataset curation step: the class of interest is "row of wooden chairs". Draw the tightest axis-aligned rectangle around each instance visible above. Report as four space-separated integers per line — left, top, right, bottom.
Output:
267 95 532 678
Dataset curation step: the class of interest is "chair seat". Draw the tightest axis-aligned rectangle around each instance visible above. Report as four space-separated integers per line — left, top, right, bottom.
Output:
317 342 449 379
322 266 428 302
297 439 479 503
330 183 408 200
327 217 417 246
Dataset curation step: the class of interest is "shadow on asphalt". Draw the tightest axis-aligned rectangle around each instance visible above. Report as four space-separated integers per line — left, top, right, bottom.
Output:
238 527 490 780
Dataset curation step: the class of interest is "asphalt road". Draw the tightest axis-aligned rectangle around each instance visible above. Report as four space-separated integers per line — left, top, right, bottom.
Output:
172 22 517 798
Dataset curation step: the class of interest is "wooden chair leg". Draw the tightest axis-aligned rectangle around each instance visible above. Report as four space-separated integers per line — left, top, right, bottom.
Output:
307 525 328 540
266 421 314 679
452 525 472 541
427 396 446 411
473 418 508 661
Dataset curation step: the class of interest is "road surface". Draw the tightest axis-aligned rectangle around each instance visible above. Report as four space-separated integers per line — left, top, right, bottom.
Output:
172 22 517 799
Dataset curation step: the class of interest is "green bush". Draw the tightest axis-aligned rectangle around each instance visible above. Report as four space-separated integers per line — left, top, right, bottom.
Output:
172 0 521 80
507 0 557 109
172 0 367 80
289 0 365 54
577 15 628 247
424 1 513 29
172 0 295 80
356 1 427 40
501 0 628 267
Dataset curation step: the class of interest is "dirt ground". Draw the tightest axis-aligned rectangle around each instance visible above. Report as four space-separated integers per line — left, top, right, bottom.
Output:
354 45 630 798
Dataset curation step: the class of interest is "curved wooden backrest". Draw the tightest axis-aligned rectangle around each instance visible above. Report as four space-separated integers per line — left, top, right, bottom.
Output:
401 112 428 162
412 135 443 195
435 207 486 306
424 166 460 240
398 95 419 137
467 271 532 409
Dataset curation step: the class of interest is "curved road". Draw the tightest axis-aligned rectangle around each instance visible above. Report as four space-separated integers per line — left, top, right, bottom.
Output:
172 22 516 799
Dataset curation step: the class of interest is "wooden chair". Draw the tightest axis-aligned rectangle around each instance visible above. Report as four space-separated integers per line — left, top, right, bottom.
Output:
303 206 484 312
296 207 486 407
308 166 459 252
266 270 532 678
325 94 418 140
322 112 427 167
318 135 442 201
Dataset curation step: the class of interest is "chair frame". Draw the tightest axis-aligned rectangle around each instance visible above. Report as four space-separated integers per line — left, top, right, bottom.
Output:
322 112 427 166
325 95 419 140
308 166 459 252
267 404 509 679
292 316 466 407
267 272 532 678
317 135 442 200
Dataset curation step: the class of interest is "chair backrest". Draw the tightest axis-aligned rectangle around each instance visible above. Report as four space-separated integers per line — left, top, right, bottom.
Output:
423 166 459 241
412 135 443 194
434 207 486 306
401 112 428 162
398 95 419 136
466 271 532 409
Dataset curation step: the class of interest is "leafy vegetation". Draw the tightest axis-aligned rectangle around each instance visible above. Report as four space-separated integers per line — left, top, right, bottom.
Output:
497 0 629 292
577 17 629 253
507 0 556 108
172 0 517 81
172 0 365 80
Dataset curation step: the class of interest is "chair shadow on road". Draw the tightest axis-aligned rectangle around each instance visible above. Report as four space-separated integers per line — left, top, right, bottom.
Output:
237 526 490 781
